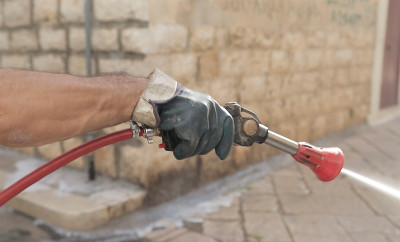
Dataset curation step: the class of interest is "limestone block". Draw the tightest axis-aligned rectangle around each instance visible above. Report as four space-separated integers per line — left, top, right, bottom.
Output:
13 147 36 156
251 51 270 75
94 145 117 178
33 54 65 73
60 0 84 23
320 69 335 88
207 77 238 104
4 0 30 27
218 50 250 77
292 72 319 93
68 55 95 76
11 29 38 51
240 75 267 103
334 49 354 67
265 74 282 100
307 49 323 70
98 54 171 77
89 189 146 221
169 53 197 84
194 77 211 94
122 25 188 54
361 50 374 66
199 52 219 80
0 31 9 51
334 69 351 87
297 119 311 142
1 55 30 69
37 142 63 160
281 32 306 50
63 137 85 170
98 58 141 74
9 186 146 231
92 28 119 51
270 51 289 73
190 26 215 51
284 94 310 119
229 27 256 48
102 123 130 134
215 28 230 48
263 98 286 122
119 140 178 188
359 67 372 83
255 30 275 49
321 50 335 68
69 27 85 51
94 0 149 22
276 121 297 141
311 115 327 140
350 30 375 48
34 0 58 24
331 110 349 133
280 74 297 95
291 51 307 71
319 90 334 111
307 31 326 48
326 32 349 48
39 27 67 51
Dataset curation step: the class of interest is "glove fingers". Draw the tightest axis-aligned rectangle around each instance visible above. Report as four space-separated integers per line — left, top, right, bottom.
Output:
173 140 197 160
197 103 219 155
215 116 234 160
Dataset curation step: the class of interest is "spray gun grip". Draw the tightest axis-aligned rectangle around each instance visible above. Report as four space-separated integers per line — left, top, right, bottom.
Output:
224 102 268 146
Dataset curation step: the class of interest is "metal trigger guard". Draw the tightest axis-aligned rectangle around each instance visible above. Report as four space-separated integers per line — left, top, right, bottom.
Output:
223 102 268 146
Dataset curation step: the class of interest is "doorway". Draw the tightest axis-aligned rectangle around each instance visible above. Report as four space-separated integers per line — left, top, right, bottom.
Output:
380 0 400 109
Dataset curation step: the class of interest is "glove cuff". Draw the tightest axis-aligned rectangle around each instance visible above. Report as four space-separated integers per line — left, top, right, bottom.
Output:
131 68 181 127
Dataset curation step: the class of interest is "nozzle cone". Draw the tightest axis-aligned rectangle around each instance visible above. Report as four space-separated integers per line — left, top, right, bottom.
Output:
292 142 344 182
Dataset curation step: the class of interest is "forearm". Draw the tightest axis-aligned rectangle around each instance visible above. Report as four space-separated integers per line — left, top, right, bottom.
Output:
0 69 147 147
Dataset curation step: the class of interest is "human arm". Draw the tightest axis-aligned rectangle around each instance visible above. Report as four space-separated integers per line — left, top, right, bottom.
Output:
0 68 234 160
0 69 147 147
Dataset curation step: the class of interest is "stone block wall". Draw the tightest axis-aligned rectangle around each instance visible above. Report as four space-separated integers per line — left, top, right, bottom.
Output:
0 0 378 203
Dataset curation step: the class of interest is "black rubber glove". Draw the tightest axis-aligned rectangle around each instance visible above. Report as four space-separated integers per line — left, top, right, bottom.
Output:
158 87 234 160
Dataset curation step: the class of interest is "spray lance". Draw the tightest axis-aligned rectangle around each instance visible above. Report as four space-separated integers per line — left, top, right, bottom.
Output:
0 103 344 206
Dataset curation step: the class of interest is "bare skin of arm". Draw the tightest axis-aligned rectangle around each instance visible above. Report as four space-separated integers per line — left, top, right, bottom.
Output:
0 69 148 147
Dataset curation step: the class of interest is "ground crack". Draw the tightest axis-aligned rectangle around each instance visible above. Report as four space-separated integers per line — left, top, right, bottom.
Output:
238 196 249 242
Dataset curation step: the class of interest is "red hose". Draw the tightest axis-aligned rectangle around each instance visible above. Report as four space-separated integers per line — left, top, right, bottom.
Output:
0 129 136 206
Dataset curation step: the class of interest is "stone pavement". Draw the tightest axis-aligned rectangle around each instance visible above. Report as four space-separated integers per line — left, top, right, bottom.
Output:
143 116 400 242
2 116 400 241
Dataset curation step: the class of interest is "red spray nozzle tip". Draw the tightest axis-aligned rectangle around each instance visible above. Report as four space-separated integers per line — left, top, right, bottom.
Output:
292 142 344 182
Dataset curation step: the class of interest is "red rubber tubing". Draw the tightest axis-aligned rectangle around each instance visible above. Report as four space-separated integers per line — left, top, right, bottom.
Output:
0 129 137 207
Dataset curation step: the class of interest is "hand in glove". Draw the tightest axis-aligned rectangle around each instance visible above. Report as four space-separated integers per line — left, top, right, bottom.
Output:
131 69 234 160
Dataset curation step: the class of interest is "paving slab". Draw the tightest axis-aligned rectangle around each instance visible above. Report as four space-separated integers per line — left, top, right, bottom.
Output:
283 215 351 241
0 207 53 242
244 213 292 242
0 148 146 231
203 219 244 241
336 216 400 235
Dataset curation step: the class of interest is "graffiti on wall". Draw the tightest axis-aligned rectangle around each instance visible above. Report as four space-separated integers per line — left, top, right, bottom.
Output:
192 0 378 29
328 0 378 26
